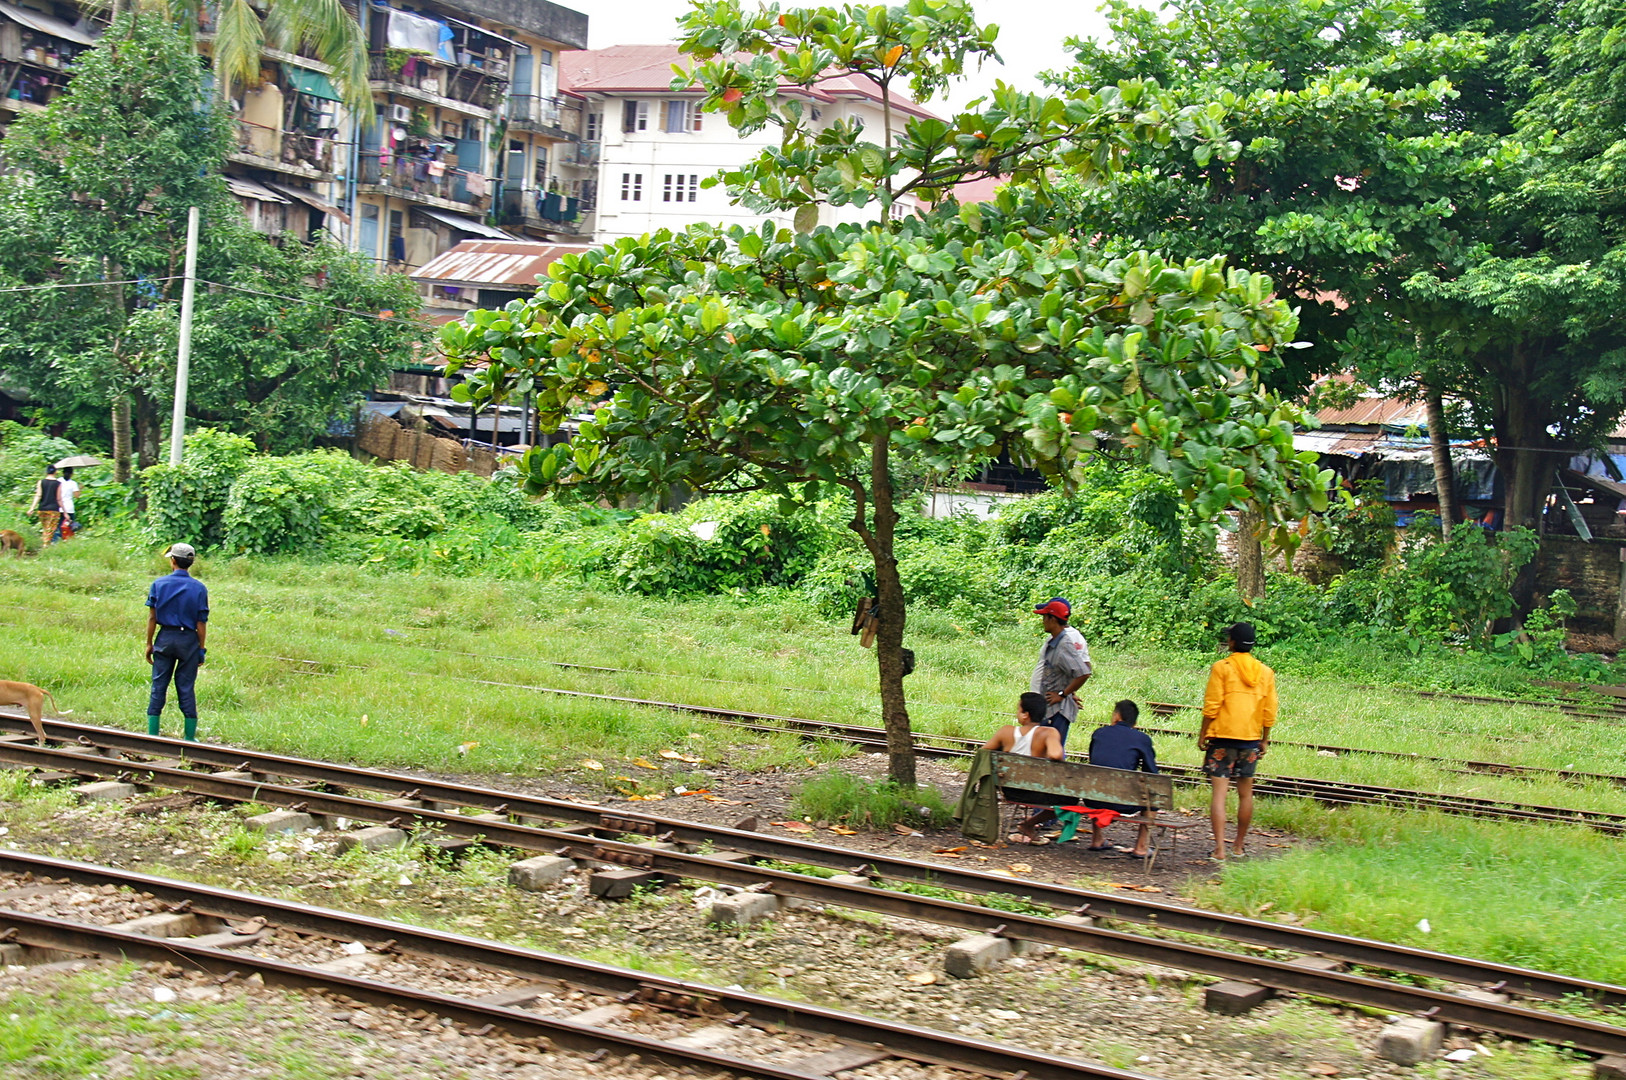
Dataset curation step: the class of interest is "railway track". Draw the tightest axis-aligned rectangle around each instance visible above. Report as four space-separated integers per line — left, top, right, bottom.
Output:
1136 709 1626 789
4 716 1626 1054
213 660 1626 832
0 851 1146 1080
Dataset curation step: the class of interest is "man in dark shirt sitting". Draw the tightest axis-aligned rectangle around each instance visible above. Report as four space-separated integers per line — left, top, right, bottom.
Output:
1083 700 1159 857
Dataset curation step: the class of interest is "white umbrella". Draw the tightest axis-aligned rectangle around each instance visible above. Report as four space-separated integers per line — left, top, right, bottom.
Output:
53 455 104 468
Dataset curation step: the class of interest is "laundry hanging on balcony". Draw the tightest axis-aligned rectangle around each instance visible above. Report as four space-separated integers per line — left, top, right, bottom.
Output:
381 5 455 61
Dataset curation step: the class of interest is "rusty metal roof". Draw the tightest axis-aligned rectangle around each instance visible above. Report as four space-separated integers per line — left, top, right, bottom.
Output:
1313 396 1430 428
411 240 591 290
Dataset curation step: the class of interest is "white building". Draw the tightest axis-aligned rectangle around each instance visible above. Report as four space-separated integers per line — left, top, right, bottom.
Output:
557 44 936 243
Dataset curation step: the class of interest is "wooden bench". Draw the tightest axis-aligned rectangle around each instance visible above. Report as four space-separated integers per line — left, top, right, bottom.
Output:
989 753 1194 867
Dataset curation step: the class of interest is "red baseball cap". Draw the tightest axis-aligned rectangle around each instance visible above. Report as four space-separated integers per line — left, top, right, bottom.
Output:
1033 597 1071 620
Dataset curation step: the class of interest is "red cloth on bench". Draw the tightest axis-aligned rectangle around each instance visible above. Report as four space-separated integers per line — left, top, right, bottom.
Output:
1062 806 1121 828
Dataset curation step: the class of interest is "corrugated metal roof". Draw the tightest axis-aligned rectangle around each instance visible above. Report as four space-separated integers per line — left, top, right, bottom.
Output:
411 240 591 289
413 208 519 241
1312 396 1429 428
0 0 97 46
225 176 291 203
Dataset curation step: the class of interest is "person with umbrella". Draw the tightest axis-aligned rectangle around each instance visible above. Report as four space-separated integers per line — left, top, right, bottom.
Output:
51 456 102 540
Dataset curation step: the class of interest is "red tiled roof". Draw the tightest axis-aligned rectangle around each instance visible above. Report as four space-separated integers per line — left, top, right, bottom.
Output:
560 44 937 120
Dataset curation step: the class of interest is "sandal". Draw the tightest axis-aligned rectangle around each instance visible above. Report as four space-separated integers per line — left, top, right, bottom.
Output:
1008 833 1034 845
1086 844 1113 851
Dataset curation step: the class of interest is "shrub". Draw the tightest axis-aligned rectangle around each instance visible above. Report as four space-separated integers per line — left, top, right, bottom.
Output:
0 420 79 507
140 428 258 548
609 494 832 596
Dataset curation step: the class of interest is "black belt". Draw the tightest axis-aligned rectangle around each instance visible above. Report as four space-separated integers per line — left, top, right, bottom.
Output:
158 625 196 632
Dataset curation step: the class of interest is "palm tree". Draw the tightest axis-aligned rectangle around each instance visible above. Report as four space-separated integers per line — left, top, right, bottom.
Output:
138 0 372 117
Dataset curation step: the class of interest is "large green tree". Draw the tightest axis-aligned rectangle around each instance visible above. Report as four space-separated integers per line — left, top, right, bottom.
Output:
1062 0 1626 600
440 0 1332 785
1392 0 1626 557
0 16 422 469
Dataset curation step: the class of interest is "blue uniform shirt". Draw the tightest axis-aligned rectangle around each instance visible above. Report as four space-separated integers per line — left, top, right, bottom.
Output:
147 568 209 629
1087 724 1158 774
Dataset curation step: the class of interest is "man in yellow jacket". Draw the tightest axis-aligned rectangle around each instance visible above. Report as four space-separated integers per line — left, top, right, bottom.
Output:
1199 622 1277 861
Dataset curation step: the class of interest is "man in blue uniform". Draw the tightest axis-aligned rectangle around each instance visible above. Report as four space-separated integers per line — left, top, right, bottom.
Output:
144 542 208 740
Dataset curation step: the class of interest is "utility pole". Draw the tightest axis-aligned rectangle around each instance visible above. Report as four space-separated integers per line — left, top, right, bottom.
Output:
168 206 200 466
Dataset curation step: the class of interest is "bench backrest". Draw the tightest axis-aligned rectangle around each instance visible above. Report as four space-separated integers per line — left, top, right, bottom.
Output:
990 752 1173 810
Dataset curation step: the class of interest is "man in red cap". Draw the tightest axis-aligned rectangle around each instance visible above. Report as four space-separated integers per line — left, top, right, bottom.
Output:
1030 596 1092 746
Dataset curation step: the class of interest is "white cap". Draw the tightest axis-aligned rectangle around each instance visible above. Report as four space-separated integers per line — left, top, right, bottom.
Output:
164 542 196 559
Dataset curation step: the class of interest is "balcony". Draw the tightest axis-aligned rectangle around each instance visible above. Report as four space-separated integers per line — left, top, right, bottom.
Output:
368 54 503 117
560 140 599 168
357 152 488 214
229 119 336 181
507 94 577 140
498 185 580 232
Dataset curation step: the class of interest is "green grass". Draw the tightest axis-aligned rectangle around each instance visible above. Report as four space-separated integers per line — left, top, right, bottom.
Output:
1197 805 1626 986
8 538 1626 985
0 964 415 1078
788 771 955 829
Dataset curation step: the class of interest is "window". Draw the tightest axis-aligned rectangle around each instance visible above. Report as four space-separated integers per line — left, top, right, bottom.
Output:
620 172 643 201
662 174 699 203
585 112 602 143
622 100 649 133
533 145 548 185
538 49 553 65
663 100 703 133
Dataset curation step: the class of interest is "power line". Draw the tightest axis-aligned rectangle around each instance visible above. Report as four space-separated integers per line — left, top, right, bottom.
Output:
0 277 180 294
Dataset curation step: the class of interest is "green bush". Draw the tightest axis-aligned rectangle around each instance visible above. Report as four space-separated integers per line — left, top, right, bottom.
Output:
608 494 831 596
140 428 258 547
0 420 78 507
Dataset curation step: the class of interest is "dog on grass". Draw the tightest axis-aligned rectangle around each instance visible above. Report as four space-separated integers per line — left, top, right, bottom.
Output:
0 530 24 558
0 681 61 744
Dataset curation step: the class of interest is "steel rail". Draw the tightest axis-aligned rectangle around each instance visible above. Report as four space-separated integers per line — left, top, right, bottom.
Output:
4 716 1626 1004
1135 722 1626 789
0 851 1143 1080
6 736 1626 1038
0 910 828 1080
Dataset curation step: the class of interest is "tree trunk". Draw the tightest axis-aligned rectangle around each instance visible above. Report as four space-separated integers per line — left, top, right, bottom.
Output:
1424 385 1458 536
134 394 162 470
1235 507 1266 601
111 397 132 482
867 434 916 788
1492 346 1561 614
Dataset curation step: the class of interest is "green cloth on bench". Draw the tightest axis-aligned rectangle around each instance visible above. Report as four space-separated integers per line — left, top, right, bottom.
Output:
953 748 1001 844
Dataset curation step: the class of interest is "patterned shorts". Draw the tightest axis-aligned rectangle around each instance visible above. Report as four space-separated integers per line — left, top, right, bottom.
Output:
1202 739 1262 779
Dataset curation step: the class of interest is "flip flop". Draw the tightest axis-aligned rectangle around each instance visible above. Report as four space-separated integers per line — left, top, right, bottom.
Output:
1086 844 1113 851
1008 833 1034 845
1115 848 1152 859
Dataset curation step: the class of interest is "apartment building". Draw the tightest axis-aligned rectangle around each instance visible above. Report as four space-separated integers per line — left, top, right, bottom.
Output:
0 0 588 275
558 45 936 243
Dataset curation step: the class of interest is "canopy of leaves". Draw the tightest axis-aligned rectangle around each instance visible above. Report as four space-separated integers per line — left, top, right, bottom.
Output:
442 203 1332 540
1053 0 1492 392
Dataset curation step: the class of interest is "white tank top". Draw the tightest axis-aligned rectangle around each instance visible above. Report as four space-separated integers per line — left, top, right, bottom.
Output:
1011 726 1038 756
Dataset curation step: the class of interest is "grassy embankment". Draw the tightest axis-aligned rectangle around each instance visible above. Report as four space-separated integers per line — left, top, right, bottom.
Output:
4 537 1626 984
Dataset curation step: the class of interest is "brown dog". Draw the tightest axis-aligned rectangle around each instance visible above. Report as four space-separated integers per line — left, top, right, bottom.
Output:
0 681 60 744
0 530 24 558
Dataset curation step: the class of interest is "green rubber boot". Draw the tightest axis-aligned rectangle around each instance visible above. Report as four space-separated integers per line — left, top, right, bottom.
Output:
147 715 161 736
183 716 197 742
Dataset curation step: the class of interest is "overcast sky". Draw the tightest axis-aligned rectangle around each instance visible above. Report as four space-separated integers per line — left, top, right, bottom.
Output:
569 1 1123 110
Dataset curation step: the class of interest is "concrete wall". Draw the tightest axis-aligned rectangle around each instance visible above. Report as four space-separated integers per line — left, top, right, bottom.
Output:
1535 535 1625 635
455 0 588 48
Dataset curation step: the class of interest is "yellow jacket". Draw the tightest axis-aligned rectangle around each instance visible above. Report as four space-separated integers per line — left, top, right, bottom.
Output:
1201 651 1277 741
